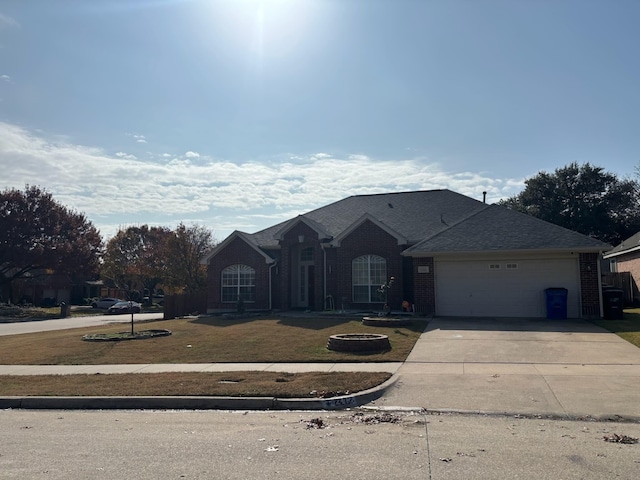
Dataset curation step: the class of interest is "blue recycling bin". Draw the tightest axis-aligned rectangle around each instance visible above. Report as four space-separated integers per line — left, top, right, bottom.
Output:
545 288 568 319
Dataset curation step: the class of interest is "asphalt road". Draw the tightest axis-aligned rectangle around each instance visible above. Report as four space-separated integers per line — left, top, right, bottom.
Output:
0 312 163 336
2 409 639 479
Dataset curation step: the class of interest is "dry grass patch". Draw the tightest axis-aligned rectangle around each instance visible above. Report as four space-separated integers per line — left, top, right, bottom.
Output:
0 315 427 365
0 371 391 397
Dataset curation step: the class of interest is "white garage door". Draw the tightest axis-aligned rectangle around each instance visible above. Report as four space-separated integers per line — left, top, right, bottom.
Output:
435 257 580 318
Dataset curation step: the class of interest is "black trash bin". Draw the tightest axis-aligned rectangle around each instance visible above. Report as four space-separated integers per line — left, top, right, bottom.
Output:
545 288 568 319
59 302 70 318
602 288 624 320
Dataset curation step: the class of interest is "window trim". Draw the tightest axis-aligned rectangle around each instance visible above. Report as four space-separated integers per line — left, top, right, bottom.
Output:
221 264 256 303
352 254 387 303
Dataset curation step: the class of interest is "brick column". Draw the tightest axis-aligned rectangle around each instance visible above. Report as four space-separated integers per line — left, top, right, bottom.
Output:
579 252 600 317
413 257 435 315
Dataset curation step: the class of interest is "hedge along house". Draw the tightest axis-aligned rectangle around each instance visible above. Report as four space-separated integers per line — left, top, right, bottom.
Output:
204 190 610 318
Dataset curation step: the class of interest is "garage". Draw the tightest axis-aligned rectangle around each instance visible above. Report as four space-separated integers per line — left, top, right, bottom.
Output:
435 256 581 318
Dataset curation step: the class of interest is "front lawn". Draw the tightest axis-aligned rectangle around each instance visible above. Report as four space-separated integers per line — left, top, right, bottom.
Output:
0 314 422 397
0 314 427 365
590 309 640 348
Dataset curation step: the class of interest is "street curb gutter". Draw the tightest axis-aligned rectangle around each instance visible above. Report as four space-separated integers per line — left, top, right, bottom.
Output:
0 375 398 411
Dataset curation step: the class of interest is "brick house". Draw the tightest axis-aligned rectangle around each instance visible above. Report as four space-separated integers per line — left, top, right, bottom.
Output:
603 231 640 305
204 190 609 318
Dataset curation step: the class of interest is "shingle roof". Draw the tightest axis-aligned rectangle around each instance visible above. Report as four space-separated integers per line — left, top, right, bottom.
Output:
404 204 610 255
247 189 610 255
603 231 640 258
250 189 487 247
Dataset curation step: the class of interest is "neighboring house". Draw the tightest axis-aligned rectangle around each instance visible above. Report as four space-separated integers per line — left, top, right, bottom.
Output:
17 271 72 306
603 232 640 305
204 190 610 318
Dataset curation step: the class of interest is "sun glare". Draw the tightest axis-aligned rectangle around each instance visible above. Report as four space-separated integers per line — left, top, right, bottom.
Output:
200 0 321 66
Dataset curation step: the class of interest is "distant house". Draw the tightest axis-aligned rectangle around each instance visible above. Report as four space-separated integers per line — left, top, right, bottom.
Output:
13 270 72 306
603 232 640 305
204 190 610 318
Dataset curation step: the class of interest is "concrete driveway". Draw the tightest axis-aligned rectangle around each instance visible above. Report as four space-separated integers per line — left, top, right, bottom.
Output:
377 318 640 419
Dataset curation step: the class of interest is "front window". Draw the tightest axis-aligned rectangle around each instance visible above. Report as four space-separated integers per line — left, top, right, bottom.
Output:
221 264 256 302
300 247 314 262
352 255 387 303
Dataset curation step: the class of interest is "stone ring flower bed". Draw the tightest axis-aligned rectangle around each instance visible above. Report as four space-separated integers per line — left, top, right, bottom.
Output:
82 329 172 342
362 316 411 327
327 333 391 353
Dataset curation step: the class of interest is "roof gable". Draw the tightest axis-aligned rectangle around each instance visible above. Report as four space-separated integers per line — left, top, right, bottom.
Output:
331 213 408 246
202 230 275 265
274 215 332 242
603 231 640 259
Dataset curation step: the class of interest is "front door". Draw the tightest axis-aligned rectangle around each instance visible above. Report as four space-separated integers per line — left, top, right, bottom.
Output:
292 247 315 309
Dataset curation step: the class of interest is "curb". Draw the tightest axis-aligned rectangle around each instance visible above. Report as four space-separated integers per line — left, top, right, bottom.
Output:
0 375 399 411
366 405 640 423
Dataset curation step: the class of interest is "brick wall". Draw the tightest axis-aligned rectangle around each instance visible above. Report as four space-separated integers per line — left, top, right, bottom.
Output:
615 251 640 304
412 257 435 315
579 252 601 317
335 220 405 310
206 237 272 312
279 222 323 310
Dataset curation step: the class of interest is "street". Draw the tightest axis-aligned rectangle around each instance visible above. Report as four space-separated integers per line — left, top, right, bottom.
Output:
0 312 163 336
1 409 639 479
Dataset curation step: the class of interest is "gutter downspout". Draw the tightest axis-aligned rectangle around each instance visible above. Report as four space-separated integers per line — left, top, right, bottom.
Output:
321 243 327 310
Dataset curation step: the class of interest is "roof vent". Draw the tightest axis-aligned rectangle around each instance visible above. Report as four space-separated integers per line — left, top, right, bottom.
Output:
388 203 393 208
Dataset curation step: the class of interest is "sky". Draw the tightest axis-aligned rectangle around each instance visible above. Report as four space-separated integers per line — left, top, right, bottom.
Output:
1 0 639 242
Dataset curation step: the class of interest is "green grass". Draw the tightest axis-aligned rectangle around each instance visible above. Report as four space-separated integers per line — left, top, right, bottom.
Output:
0 315 426 365
590 309 640 348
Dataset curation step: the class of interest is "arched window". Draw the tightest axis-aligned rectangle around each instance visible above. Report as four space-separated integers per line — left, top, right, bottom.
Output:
352 255 386 303
221 264 256 303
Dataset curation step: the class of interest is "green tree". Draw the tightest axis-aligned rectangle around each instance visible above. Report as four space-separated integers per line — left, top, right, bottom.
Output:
499 162 640 245
101 225 172 302
164 223 215 294
0 185 103 302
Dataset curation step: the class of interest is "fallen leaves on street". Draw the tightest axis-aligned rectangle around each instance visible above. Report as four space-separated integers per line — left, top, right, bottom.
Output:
603 433 638 444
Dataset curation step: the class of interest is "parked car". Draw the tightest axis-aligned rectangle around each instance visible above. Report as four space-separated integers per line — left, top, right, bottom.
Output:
107 301 142 315
91 297 122 309
143 295 164 306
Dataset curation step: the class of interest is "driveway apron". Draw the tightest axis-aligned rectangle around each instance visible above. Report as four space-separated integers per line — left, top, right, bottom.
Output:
378 318 640 419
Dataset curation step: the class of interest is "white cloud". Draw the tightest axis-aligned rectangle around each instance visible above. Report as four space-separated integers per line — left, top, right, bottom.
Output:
128 133 147 144
0 122 524 240
115 151 137 160
1 74 10 82
0 13 19 28
184 151 200 158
